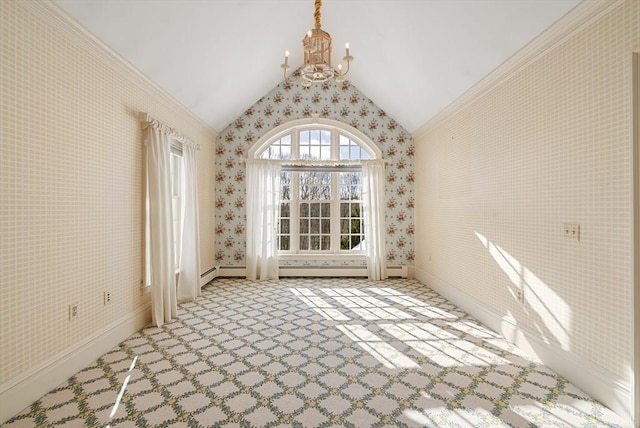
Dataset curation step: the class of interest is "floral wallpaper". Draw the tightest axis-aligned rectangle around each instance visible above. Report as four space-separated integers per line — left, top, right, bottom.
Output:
214 70 414 268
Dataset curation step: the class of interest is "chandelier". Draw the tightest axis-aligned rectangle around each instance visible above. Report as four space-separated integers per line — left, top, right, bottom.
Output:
280 0 353 85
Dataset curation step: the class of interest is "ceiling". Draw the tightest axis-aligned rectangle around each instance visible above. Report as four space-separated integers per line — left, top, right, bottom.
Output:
54 0 580 134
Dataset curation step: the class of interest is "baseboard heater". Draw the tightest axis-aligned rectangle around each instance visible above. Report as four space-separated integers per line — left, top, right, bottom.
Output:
216 265 411 278
200 266 218 286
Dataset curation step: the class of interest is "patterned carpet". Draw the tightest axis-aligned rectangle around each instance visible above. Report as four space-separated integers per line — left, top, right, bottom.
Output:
3 277 628 427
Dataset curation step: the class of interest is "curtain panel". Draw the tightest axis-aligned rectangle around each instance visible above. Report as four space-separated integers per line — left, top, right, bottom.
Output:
362 160 387 280
143 124 178 327
245 159 281 280
177 143 201 302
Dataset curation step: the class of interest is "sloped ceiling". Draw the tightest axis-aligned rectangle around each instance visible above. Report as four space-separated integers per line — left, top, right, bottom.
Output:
54 0 580 133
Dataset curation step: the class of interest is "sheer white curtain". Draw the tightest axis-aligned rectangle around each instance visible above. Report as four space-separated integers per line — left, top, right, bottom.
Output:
177 143 201 302
362 160 387 280
143 124 177 327
245 159 281 280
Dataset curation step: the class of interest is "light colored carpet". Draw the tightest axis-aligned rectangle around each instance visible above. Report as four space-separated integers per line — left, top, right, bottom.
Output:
3 277 627 427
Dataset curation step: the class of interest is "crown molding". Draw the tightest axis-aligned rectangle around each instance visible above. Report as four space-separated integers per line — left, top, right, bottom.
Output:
412 0 624 140
18 0 217 135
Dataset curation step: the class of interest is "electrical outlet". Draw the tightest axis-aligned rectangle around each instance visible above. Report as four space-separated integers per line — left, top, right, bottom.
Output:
69 303 78 321
104 291 111 305
516 289 524 304
563 224 580 241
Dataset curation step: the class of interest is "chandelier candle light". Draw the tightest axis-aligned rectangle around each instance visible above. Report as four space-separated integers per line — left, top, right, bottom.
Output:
281 0 353 85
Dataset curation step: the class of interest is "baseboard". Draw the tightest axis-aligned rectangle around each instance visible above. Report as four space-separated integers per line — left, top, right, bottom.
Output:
0 305 152 424
216 265 411 278
415 268 634 427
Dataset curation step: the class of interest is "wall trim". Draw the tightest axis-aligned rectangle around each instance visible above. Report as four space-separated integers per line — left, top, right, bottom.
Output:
412 0 624 140
216 265 411 278
415 268 634 426
632 52 640 428
18 0 216 134
0 305 152 425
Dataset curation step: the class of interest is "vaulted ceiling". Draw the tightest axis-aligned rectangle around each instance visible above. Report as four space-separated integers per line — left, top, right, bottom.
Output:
54 0 580 133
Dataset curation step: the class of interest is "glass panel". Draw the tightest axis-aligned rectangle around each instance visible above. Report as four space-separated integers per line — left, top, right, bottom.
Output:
310 236 320 250
321 203 330 217
280 236 290 251
300 203 309 217
321 236 330 250
300 130 310 144
300 219 309 233
299 236 309 251
281 219 290 234
340 203 349 217
281 146 291 160
340 237 349 250
351 203 360 217
281 135 291 145
321 130 331 145
360 150 370 160
350 146 360 159
281 203 290 217
321 146 331 160
310 130 320 144
351 218 361 233
310 219 320 234
310 146 320 160
321 219 330 233
310 203 320 217
351 235 361 249
341 219 349 233
340 146 349 160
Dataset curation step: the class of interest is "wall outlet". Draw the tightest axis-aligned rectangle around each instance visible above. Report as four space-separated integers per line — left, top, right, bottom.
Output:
104 291 111 305
516 288 524 304
69 303 78 321
563 224 580 241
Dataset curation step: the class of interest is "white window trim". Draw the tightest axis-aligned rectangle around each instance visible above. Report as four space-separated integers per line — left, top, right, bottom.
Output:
251 118 379 257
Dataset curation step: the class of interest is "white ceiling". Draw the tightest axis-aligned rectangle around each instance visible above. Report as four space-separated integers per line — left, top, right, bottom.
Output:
54 0 580 133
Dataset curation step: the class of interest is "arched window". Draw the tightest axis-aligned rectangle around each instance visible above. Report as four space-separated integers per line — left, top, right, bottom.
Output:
250 119 381 256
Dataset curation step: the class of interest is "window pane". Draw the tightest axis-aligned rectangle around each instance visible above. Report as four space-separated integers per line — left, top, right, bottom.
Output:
341 219 349 233
321 203 330 217
321 219 330 233
300 236 309 251
281 135 291 145
300 219 309 234
300 203 309 217
281 202 290 217
310 203 319 217
321 236 330 250
340 203 349 217
310 146 320 160
300 130 309 144
310 219 320 234
351 218 361 233
310 130 320 144
310 236 320 250
351 203 360 217
281 146 291 160
280 236 290 251
321 146 331 160
340 146 349 160
281 219 290 234
321 130 331 145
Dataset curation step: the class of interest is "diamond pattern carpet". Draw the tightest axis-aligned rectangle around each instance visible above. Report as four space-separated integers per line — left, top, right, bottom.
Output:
3 278 627 427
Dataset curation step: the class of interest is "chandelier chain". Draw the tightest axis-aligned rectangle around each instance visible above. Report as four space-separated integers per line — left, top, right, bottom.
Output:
314 0 322 29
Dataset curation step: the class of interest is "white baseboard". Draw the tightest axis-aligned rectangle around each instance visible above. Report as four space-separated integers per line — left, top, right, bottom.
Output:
0 305 151 425
216 265 412 279
415 268 634 427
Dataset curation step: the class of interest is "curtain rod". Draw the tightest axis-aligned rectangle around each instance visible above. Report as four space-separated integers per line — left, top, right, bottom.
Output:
138 112 200 150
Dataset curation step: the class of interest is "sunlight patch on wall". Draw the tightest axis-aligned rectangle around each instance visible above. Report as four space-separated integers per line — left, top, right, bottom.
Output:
475 232 572 350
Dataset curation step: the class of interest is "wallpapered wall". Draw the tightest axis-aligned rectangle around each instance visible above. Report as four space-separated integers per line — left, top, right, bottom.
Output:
214 72 415 267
